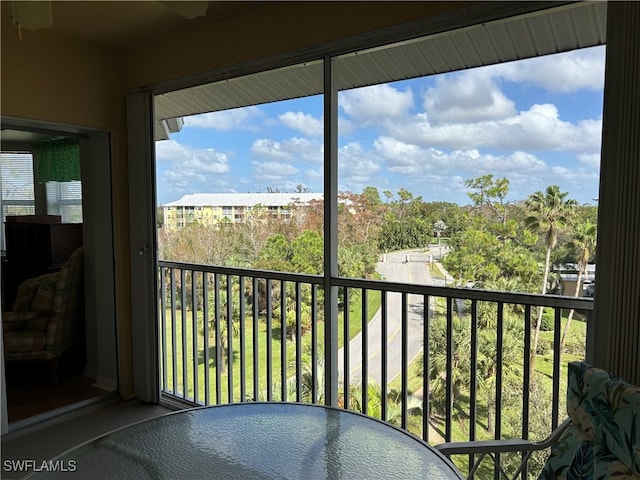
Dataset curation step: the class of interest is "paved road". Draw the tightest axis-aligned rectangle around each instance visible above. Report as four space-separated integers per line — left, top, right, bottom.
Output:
337 247 450 389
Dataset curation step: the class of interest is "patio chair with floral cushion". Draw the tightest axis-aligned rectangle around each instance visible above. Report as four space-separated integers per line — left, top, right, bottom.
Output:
2 247 84 382
435 361 640 479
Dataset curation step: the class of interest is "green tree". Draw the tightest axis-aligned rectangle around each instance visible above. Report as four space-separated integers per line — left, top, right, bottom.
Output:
291 230 324 274
337 190 383 278
377 188 432 251
362 185 383 206
206 275 242 375
342 381 422 427
465 174 510 226
255 233 291 271
427 316 471 416
524 185 577 373
476 317 524 433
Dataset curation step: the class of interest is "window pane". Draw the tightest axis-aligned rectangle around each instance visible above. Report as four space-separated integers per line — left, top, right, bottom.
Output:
0 152 36 250
155 61 325 275
46 181 83 223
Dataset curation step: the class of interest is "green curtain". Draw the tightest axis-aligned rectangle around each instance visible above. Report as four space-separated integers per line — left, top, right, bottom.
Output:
34 137 81 183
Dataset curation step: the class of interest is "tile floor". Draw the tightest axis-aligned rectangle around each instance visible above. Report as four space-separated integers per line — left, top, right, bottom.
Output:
1 398 172 479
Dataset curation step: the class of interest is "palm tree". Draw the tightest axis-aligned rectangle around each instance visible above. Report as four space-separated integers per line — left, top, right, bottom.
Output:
560 221 597 352
344 382 422 427
476 318 524 433
207 275 242 375
524 185 577 374
427 316 472 417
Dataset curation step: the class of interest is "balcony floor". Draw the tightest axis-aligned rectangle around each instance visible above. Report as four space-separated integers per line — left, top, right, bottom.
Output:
1 398 172 480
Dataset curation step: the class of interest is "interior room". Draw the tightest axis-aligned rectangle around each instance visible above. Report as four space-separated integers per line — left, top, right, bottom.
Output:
1 126 117 427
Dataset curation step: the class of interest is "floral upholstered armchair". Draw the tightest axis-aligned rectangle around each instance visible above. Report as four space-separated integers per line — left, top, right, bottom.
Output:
2 247 84 382
436 362 640 480
539 362 640 479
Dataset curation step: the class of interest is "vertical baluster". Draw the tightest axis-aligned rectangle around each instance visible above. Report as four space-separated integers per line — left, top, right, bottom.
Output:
469 299 478 475
445 296 453 442
494 302 505 480
203 272 210 405
214 273 221 405
266 279 273 401
239 276 246 402
227 275 234 403
252 277 259 401
181 268 188 399
361 288 368 416
552 307 562 430
170 268 177 396
523 304 532 436
495 302 504 438
295 282 302 403
401 292 409 430
192 270 198 403
422 293 430 443
281 279 287 402
343 287 350 409
311 284 318 404
381 291 388 421
522 304 532 480
160 267 168 394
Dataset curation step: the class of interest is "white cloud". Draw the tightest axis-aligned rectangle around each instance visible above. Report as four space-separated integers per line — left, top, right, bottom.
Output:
373 136 432 173
483 46 606 93
424 72 516 124
252 139 291 160
156 140 230 173
373 136 549 178
340 84 414 123
156 140 232 202
339 143 381 175
184 106 264 130
252 137 323 163
279 112 323 136
577 152 601 168
252 161 298 177
386 104 602 152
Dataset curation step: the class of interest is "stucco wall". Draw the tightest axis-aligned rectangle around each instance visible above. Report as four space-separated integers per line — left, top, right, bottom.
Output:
1 3 134 396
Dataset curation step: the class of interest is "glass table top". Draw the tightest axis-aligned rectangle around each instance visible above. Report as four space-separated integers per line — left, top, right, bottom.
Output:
28 402 463 479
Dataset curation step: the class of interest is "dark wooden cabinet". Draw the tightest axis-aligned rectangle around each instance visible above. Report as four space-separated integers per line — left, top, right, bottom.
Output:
2 217 83 309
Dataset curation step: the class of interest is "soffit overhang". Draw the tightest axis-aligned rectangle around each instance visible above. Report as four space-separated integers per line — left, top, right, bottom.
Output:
154 1 606 140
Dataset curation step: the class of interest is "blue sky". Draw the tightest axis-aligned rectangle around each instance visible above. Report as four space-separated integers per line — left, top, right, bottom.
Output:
156 45 605 206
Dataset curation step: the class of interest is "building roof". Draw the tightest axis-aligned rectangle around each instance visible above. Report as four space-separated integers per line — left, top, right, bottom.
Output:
162 192 324 208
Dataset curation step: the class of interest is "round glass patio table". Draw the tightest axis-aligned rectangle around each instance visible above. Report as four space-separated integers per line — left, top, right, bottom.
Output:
28 402 464 479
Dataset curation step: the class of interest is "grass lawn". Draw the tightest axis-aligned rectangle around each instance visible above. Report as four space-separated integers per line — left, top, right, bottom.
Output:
160 287 381 403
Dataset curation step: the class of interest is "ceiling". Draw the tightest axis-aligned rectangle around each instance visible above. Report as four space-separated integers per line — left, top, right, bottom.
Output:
154 1 607 138
3 1 260 50
0 129 63 146
1 1 607 144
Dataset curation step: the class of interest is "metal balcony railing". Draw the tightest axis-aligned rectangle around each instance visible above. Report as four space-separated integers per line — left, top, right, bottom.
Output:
158 259 593 477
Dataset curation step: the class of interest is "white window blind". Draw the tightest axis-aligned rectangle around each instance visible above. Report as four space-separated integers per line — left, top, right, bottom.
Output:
46 181 83 223
0 151 83 251
0 152 36 250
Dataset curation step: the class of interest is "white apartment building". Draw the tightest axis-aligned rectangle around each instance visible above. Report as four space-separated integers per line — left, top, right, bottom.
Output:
161 192 323 229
